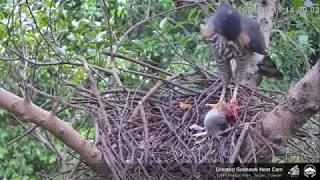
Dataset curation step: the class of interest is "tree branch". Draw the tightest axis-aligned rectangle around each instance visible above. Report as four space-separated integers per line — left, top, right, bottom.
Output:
260 60 320 144
0 88 110 176
243 60 320 162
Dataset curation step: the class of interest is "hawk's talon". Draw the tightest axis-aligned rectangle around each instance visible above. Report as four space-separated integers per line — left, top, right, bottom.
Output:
190 126 208 144
192 131 207 138
189 124 205 131
194 137 207 145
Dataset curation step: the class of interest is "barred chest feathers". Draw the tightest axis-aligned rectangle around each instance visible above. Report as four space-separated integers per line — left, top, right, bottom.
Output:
208 32 251 66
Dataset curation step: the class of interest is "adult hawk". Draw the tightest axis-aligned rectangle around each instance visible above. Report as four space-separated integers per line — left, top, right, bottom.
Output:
190 1 282 135
203 1 282 105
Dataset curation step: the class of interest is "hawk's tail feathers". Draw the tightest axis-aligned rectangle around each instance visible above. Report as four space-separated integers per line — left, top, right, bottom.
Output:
258 55 283 79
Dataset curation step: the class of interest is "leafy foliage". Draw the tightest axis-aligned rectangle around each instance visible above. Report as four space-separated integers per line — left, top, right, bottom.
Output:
0 112 57 179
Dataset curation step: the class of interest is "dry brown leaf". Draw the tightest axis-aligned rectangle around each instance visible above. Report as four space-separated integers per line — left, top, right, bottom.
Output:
179 102 192 110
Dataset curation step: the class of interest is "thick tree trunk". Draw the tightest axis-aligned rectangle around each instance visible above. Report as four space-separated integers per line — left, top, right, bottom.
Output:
243 60 320 162
0 88 110 176
260 60 320 145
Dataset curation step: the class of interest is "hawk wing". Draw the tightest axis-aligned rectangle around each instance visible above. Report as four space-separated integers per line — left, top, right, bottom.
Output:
239 16 267 55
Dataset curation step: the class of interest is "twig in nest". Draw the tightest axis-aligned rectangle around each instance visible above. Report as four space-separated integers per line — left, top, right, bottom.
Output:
138 102 150 163
229 123 250 163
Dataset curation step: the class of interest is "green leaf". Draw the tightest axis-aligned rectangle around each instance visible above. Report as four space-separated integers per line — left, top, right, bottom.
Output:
0 24 7 40
132 39 144 50
158 72 168 78
293 0 304 8
188 8 197 20
0 12 5 20
63 64 72 73
70 67 86 84
272 29 287 42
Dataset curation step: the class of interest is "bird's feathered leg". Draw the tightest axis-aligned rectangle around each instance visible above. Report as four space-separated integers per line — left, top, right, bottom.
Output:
207 52 233 109
216 48 233 103
231 53 251 103
219 83 227 103
231 83 239 103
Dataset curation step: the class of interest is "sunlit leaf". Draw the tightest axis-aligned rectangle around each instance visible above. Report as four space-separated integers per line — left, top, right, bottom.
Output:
132 39 144 49
298 35 308 45
159 17 168 29
70 67 86 85
66 33 75 41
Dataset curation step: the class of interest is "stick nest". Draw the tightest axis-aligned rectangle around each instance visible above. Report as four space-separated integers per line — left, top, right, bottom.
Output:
69 70 278 179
